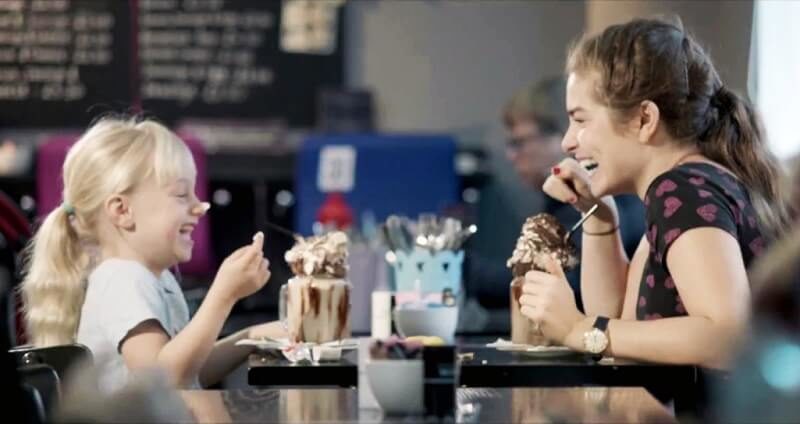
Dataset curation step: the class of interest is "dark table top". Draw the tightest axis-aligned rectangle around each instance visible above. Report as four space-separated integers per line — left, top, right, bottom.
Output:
181 387 677 423
247 338 696 391
456 343 697 389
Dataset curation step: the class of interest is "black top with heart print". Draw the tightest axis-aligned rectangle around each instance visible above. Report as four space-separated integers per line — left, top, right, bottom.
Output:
637 162 766 320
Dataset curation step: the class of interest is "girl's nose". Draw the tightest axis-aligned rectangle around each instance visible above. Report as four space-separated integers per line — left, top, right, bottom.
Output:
191 201 210 216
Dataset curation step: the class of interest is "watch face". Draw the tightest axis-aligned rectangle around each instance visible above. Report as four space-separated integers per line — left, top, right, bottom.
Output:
584 329 608 354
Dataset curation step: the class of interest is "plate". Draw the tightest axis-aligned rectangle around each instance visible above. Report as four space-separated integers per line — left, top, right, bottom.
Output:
235 337 358 351
237 337 359 363
486 338 577 358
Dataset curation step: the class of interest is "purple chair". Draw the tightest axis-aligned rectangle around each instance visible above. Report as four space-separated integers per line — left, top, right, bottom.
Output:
35 131 214 281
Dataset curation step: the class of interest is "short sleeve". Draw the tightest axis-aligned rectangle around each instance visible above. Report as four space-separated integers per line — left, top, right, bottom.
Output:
97 267 170 352
645 168 738 264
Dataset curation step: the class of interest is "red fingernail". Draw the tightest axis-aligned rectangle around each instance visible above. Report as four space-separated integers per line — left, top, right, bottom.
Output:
552 166 561 175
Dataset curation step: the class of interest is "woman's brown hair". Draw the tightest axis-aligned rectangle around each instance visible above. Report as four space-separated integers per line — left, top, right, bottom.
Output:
566 17 789 237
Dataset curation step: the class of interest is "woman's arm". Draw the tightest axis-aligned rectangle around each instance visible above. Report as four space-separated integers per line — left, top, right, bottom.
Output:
543 158 631 318
579 215 631 318
566 227 751 368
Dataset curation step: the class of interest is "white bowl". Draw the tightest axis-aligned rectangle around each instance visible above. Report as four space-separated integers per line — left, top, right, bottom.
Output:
393 306 458 342
365 360 424 414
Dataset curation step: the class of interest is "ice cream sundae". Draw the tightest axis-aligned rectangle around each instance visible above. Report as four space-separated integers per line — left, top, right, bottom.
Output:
283 231 351 344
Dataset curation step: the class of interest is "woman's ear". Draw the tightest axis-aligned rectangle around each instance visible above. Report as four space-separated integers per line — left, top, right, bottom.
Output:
636 100 661 144
105 195 135 230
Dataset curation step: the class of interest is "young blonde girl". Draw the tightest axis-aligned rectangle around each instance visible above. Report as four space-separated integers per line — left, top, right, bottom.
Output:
22 116 282 390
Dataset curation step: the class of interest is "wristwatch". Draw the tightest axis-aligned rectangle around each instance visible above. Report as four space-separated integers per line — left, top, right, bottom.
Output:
583 316 609 356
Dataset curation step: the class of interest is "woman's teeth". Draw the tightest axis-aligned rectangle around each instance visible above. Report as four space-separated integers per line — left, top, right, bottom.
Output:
580 159 598 174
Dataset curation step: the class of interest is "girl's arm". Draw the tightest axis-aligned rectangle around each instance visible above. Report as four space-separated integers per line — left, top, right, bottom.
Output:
121 236 270 387
198 321 285 387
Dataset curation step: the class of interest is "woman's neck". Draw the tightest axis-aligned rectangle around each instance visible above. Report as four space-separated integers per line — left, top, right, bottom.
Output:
635 146 706 200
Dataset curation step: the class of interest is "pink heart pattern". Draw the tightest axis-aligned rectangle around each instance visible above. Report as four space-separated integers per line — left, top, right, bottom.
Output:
731 206 742 225
655 179 677 197
698 189 713 198
664 228 682 245
750 237 765 256
675 296 686 314
647 225 657 249
639 163 764 321
688 177 705 186
688 168 711 178
664 197 682 218
696 204 718 222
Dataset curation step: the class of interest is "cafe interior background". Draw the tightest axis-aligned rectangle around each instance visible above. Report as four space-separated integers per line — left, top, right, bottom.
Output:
2 0 800 422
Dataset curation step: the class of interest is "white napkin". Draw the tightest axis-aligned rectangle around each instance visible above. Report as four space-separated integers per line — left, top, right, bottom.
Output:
236 338 359 363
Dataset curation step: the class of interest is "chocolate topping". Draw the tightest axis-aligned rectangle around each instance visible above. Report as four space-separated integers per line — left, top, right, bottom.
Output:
507 213 578 277
285 231 349 278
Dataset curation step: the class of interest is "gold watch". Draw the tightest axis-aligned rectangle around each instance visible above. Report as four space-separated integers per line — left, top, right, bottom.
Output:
583 316 609 356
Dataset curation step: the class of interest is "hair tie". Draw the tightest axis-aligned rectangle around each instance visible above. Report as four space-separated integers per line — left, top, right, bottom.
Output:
62 202 75 216
710 85 728 110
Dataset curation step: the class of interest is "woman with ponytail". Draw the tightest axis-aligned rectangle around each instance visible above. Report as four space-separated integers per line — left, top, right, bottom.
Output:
517 18 790 368
22 116 283 390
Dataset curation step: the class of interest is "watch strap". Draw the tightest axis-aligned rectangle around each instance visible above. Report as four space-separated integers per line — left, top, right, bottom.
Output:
593 316 609 332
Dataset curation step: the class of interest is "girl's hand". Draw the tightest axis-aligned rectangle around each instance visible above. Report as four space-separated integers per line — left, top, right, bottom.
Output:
211 232 271 304
518 254 585 346
247 321 287 340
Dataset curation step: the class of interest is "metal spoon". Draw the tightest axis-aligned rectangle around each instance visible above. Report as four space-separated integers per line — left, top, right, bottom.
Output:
263 220 304 242
563 203 599 243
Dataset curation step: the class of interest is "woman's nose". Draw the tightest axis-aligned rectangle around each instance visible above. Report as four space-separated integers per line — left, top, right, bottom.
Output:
561 126 578 154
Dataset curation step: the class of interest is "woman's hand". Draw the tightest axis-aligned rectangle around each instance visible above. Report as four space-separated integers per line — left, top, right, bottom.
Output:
519 254 585 346
542 158 618 230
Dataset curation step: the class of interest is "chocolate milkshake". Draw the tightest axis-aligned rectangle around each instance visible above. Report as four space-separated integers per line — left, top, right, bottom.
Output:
507 213 578 345
283 231 351 344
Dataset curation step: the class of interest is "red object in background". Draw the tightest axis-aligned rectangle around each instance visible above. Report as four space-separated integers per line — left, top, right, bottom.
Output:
317 192 353 230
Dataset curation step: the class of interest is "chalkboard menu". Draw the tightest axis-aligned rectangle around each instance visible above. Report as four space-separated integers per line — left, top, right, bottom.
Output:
0 0 132 127
0 0 344 128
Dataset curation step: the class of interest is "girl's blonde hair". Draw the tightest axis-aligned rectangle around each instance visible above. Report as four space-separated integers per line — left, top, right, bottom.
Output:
22 116 196 347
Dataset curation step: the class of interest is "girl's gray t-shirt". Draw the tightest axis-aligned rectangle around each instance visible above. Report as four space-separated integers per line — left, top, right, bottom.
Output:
77 258 198 391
